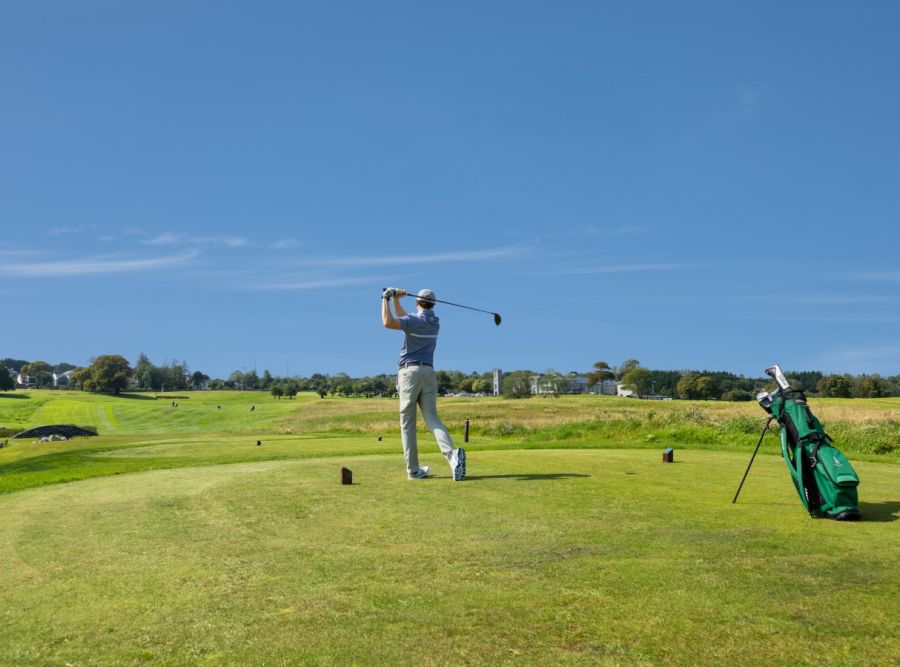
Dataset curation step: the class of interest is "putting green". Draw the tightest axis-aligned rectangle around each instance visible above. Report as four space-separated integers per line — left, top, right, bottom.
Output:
1 448 897 665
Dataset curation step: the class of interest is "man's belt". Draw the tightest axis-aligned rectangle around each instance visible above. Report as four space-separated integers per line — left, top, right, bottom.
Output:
399 361 433 369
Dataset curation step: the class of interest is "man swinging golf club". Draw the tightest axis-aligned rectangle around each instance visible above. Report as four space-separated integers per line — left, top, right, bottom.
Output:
382 287 466 481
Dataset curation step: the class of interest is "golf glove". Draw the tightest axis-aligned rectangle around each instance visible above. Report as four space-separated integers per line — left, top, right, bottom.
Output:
383 288 395 299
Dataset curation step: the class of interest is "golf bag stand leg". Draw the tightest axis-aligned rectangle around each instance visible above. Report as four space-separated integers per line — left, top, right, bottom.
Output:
732 416 775 504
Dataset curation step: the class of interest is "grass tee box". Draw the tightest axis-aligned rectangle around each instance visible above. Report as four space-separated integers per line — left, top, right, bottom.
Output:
1 448 898 665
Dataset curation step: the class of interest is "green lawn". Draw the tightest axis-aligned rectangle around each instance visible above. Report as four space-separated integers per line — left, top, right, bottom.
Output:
0 391 898 664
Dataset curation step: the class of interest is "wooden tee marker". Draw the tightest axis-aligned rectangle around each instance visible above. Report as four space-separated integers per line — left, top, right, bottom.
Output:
662 448 674 463
341 467 353 485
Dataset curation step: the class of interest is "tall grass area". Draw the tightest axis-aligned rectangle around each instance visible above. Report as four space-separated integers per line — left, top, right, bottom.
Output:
2 390 898 459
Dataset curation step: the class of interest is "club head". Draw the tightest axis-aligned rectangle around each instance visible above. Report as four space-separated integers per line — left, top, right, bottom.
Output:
765 364 791 391
493 313 502 326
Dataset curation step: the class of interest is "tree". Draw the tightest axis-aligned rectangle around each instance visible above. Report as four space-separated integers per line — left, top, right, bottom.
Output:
191 371 209 390
271 384 284 399
69 367 93 391
471 378 491 394
721 389 753 401
133 353 162 391
21 361 53 388
588 361 615 387
540 369 567 397
618 359 640 379
678 372 719 400
694 375 719 400
260 370 274 390
157 360 189 391
88 355 133 394
646 370 683 397
502 371 532 399
855 375 888 398
817 374 852 398
283 380 300 399
458 377 476 394
0 364 14 391
621 367 654 396
242 370 260 390
1 358 29 373
786 370 823 393
435 371 454 396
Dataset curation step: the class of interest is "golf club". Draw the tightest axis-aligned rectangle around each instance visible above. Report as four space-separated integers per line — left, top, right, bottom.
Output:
383 288 502 326
765 364 791 392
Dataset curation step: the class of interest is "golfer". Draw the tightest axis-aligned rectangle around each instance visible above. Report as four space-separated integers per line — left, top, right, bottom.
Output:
382 288 466 481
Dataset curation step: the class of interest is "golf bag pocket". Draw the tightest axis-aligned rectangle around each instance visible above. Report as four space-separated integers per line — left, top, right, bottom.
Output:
814 445 860 488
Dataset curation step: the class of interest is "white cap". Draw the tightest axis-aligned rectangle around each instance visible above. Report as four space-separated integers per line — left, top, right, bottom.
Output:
417 289 436 305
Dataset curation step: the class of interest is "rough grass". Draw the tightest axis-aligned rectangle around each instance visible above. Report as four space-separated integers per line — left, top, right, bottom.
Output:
3 390 899 459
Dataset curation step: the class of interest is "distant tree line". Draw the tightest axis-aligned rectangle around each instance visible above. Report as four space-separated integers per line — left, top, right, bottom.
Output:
500 361 900 401
3 355 900 400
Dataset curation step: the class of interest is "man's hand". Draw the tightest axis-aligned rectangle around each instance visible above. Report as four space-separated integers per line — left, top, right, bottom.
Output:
383 288 395 299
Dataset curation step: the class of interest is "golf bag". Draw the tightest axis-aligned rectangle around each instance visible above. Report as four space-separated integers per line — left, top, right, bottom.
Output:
757 367 861 520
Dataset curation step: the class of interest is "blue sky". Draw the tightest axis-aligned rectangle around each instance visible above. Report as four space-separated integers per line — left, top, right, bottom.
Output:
2 1 899 378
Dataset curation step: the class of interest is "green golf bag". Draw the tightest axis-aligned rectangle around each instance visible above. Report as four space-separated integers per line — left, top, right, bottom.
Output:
770 391 861 520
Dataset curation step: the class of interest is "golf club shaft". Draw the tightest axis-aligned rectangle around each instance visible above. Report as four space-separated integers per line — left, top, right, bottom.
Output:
732 417 774 504
387 289 499 317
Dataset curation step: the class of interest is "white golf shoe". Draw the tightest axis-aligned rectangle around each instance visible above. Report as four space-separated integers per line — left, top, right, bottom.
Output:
408 466 432 480
450 447 466 481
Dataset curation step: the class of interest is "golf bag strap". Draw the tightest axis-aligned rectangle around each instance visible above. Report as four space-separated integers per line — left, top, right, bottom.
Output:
780 427 809 511
810 441 821 466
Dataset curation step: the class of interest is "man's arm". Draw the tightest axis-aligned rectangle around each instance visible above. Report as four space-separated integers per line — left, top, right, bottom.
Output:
382 290 406 330
393 292 408 318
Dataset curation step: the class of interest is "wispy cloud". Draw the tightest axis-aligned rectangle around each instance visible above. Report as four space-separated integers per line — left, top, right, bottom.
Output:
303 243 530 268
842 270 900 282
141 232 247 248
0 250 199 277
543 262 695 275
0 249 50 258
48 226 84 236
142 232 182 246
250 275 382 291
271 238 301 250
578 224 646 237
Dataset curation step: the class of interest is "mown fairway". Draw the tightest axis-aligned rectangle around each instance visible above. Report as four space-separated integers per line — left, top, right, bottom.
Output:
1 391 898 665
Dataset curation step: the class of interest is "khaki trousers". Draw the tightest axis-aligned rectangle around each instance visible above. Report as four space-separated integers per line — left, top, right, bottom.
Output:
398 365 454 474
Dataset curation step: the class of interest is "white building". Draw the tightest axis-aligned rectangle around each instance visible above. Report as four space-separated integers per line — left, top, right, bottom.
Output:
530 374 595 395
53 370 74 387
616 383 635 398
589 379 619 395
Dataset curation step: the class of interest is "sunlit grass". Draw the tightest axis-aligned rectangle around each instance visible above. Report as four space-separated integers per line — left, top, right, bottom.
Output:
1 448 897 665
